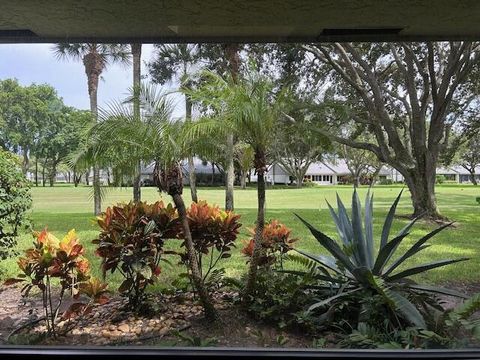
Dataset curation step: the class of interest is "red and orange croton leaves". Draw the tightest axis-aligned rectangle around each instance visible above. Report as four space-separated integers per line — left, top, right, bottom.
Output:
93 201 178 309
184 200 242 255
242 220 298 266
4 228 109 335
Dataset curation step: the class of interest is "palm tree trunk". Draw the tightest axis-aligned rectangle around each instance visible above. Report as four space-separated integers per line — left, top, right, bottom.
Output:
211 162 215 185
84 52 102 215
171 192 217 320
225 136 235 210
185 95 198 203
154 162 217 320
224 43 240 211
243 150 266 300
131 43 142 203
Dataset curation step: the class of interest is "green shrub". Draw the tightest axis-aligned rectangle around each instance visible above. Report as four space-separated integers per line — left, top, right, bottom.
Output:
93 201 179 311
378 179 393 185
475 197 480 205
436 175 446 184
302 179 317 188
241 268 320 331
0 150 31 260
291 189 467 334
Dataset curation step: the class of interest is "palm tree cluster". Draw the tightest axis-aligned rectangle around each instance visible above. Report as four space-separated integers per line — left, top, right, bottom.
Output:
65 42 291 316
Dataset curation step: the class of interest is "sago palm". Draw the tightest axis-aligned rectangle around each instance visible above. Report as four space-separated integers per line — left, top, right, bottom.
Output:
52 43 130 215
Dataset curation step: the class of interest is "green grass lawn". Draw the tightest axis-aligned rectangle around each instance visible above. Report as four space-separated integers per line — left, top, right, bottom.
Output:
2 184 479 290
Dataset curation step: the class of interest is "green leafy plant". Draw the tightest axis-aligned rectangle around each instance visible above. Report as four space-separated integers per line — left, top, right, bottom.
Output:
93 201 179 310
292 188 468 332
435 293 480 347
171 329 218 347
339 322 450 349
5 229 107 338
0 150 31 261
436 175 446 184
240 269 318 331
475 197 480 205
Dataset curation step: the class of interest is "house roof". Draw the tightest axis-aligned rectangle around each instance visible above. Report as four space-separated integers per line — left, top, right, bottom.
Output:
306 159 351 176
142 158 221 175
437 166 480 175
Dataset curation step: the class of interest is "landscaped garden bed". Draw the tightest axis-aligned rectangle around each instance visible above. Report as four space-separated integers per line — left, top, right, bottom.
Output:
2 185 480 349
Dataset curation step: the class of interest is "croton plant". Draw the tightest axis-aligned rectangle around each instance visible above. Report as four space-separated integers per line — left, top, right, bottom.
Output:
242 219 298 268
93 201 179 309
180 201 242 285
5 229 108 337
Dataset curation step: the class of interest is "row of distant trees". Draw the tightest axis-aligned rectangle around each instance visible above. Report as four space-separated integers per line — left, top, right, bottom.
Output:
1 42 479 220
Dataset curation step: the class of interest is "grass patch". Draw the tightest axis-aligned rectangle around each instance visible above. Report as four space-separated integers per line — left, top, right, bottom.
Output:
2 184 479 289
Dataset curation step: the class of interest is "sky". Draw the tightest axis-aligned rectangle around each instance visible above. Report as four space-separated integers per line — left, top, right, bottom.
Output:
0 44 184 117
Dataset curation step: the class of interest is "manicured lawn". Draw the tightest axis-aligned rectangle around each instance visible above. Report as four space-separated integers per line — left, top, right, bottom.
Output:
2 184 479 289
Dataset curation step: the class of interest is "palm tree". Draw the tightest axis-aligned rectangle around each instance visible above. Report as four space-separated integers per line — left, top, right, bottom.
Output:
131 43 142 202
235 143 254 189
148 44 202 203
186 69 287 300
52 43 130 215
76 84 217 320
223 44 241 211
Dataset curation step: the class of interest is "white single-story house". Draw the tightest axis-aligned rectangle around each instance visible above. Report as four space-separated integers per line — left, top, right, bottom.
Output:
250 160 480 186
437 166 480 183
251 159 391 185
30 158 479 186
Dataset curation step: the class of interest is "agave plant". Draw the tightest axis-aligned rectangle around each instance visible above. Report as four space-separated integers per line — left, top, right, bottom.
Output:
291 188 468 329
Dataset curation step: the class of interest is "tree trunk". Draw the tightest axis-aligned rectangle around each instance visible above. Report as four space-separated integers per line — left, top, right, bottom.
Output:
153 162 217 320
85 170 90 186
240 171 247 189
84 51 103 215
224 43 240 211
73 167 79 187
225 137 235 210
354 176 360 188
22 147 29 175
185 95 198 203
243 150 267 301
469 171 478 186
49 162 56 187
403 168 440 219
35 159 38 187
42 162 46 187
106 168 111 186
131 43 142 203
296 173 303 188
171 192 217 320
211 162 215 185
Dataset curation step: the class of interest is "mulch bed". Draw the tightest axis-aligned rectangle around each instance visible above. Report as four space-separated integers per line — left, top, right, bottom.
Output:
0 285 312 347
1 282 479 347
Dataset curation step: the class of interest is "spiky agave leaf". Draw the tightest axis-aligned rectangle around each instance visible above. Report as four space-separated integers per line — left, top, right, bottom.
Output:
383 222 454 276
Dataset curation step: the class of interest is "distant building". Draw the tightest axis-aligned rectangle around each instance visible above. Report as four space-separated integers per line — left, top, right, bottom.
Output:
251 159 391 186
